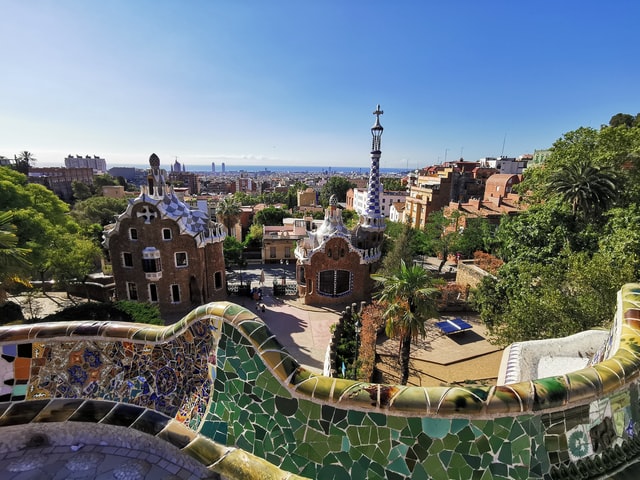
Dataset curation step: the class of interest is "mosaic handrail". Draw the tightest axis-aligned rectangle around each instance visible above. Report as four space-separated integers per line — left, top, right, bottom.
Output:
1 284 640 478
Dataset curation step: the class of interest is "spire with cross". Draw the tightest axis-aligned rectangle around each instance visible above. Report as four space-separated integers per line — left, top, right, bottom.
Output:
360 105 386 235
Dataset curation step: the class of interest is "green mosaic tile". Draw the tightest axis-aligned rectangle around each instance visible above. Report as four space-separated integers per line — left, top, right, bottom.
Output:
456 462 474 480
498 441 512 464
411 463 429 480
387 456 410 476
387 415 407 431
368 412 386 427
450 418 469 434
474 435 491 454
443 434 460 451
489 461 508 477
463 453 481 469
489 433 505 453
511 434 531 461
413 436 431 461
316 464 350 480
351 461 368 480
510 465 530 480
439 449 452 467
454 440 471 455
424 453 447 479
457 425 475 442
544 435 560 452
508 419 525 439
422 417 451 439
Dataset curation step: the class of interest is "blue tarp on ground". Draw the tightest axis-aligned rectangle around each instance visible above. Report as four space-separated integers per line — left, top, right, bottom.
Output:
435 318 472 335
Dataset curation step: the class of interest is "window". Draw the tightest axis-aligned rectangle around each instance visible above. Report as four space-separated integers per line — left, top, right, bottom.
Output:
270 247 276 259
149 284 158 302
175 252 188 267
142 247 162 280
127 282 138 300
129 228 138 240
284 247 291 258
171 284 181 303
162 228 172 240
122 252 133 268
318 270 352 297
142 248 161 272
214 271 222 289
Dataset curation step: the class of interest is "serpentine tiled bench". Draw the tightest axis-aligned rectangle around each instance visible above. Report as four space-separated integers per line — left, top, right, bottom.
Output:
1 284 640 479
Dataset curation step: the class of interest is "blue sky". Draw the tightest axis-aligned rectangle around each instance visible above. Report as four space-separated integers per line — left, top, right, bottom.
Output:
2 1 639 169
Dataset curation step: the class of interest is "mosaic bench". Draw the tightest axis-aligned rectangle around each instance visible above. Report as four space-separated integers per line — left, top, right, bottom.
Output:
1 284 640 479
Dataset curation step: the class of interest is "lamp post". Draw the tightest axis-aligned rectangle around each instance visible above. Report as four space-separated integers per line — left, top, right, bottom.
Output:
353 317 361 380
280 259 288 286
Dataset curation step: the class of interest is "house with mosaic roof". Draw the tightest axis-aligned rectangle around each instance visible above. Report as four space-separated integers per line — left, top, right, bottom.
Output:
103 153 228 317
294 106 386 306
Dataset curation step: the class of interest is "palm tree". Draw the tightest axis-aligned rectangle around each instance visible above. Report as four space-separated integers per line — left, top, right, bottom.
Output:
216 196 242 238
0 211 31 301
14 151 36 175
548 160 618 219
371 260 442 385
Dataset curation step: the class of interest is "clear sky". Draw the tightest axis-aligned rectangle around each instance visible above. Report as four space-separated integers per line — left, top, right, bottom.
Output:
2 1 639 170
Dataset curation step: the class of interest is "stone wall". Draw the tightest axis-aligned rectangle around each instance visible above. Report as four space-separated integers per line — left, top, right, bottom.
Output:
455 260 493 289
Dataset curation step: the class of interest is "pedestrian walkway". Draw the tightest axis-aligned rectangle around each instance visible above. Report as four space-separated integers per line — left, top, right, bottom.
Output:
236 290 342 374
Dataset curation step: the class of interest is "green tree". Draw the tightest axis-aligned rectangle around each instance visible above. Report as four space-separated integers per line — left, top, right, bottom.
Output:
13 151 36 175
319 176 355 206
493 200 580 263
456 217 494 257
381 177 404 191
72 181 93 201
71 196 128 227
223 236 245 267
371 260 442 385
609 113 637 128
547 160 618 219
0 211 31 300
48 234 101 300
380 223 416 275
341 209 359 229
422 211 461 270
0 167 86 289
243 223 263 248
216 196 242 237
254 206 288 226
93 174 118 192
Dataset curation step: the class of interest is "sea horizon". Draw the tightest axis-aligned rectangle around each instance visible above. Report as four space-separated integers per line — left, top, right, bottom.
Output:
39 162 411 175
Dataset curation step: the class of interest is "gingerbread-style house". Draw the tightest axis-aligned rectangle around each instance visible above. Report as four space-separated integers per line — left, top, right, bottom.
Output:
295 106 386 306
103 154 227 318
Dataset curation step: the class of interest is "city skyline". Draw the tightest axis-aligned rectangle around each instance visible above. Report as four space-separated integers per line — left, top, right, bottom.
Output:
2 1 639 169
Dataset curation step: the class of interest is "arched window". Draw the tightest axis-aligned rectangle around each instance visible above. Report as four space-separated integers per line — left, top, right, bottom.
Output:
318 270 351 297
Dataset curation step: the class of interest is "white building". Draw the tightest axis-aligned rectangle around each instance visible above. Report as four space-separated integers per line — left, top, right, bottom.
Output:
478 156 528 175
65 154 107 173
351 186 408 219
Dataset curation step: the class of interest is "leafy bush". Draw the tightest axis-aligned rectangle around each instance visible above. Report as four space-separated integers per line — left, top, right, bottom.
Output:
39 300 163 325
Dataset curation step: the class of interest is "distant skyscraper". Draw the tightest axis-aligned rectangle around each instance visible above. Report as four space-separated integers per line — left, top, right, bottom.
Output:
212 162 216 173
222 163 226 174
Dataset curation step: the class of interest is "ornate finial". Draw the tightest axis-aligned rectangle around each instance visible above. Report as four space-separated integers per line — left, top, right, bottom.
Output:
371 105 384 151
373 104 383 120
149 153 160 168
